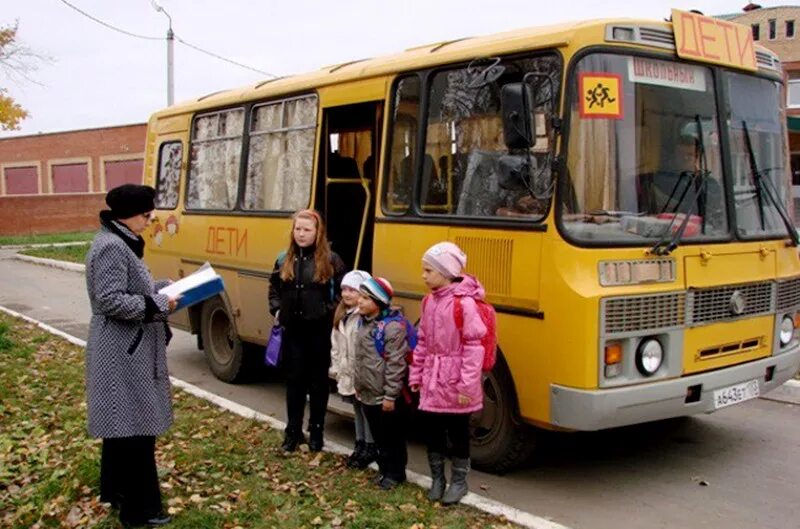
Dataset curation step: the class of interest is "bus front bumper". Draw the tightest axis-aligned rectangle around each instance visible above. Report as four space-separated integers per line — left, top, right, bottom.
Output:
549 347 800 431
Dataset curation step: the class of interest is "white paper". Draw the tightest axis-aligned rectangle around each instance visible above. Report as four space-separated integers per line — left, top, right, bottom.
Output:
158 262 220 298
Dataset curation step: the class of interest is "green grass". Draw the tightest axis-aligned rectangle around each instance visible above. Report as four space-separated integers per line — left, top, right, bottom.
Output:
0 313 518 529
0 231 94 246
19 245 90 264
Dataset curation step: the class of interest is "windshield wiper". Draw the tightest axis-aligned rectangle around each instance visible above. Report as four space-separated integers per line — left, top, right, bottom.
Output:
648 173 706 255
649 115 709 255
742 121 800 246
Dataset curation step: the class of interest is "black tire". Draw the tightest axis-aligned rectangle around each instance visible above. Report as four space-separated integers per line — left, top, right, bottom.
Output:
470 353 536 473
200 297 244 383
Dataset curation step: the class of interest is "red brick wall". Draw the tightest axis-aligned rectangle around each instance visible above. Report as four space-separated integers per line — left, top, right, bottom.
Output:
0 123 146 194
0 194 106 236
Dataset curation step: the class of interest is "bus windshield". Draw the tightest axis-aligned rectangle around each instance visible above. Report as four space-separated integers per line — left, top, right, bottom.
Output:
726 72 790 239
562 53 728 245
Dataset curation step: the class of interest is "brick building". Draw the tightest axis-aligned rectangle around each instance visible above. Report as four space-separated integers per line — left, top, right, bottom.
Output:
0 123 146 236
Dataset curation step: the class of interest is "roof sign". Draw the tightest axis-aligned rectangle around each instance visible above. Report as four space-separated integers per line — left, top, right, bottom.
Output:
672 9 757 71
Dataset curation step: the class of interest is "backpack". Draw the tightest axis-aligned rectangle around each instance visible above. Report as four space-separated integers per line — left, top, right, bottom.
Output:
422 294 497 372
373 310 418 406
276 250 335 301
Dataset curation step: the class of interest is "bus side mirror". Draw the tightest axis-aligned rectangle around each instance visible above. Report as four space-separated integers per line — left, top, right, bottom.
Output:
501 83 535 150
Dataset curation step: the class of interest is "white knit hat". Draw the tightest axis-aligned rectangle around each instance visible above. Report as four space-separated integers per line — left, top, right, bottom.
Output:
341 270 371 290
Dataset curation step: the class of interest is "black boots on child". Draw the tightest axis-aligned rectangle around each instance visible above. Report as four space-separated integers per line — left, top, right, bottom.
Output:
281 428 305 452
427 455 470 505
308 424 324 452
347 440 378 469
282 425 325 453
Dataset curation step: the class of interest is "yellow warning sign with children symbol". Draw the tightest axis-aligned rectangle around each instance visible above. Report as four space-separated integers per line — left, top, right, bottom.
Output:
579 72 623 119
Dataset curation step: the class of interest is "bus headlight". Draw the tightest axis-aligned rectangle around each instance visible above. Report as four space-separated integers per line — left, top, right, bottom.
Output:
779 316 794 347
635 338 663 376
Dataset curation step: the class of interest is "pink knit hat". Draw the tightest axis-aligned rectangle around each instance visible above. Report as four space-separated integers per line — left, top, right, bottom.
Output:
422 242 467 279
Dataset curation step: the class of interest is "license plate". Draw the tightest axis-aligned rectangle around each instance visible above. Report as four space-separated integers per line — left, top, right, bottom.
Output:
713 379 760 409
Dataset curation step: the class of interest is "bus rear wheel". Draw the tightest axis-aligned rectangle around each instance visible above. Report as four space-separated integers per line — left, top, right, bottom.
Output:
200 297 244 383
470 354 536 473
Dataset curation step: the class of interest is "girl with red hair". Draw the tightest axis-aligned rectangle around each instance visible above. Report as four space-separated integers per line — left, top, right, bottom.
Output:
268 209 346 452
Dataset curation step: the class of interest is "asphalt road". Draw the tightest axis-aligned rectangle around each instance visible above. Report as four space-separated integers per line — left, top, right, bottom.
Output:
2 250 799 529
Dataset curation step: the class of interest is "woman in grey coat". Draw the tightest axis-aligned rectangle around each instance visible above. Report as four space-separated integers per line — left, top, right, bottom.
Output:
85 184 178 527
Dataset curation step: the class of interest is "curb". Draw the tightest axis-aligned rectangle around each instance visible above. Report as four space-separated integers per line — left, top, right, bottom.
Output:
0 304 570 529
0 241 90 250
12 253 86 272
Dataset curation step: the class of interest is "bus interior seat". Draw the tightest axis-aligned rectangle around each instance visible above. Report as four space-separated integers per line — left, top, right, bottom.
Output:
363 155 375 180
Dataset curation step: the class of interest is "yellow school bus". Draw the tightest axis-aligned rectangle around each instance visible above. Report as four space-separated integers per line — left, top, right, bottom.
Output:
143 9 800 471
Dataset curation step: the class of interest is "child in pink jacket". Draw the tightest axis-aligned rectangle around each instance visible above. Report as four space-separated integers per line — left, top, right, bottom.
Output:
408 242 487 505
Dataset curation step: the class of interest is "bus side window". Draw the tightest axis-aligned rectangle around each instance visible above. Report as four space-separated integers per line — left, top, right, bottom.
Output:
243 95 317 212
155 141 182 210
384 76 420 215
186 108 245 210
421 54 560 220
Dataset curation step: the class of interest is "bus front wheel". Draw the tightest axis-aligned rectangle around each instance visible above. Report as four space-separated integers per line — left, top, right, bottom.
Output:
200 297 244 383
470 353 535 473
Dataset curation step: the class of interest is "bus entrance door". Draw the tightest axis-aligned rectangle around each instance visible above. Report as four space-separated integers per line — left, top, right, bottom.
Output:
317 102 382 272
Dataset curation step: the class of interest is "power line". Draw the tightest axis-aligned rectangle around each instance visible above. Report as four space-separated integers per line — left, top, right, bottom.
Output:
57 0 163 40
174 35 277 78
57 0 277 78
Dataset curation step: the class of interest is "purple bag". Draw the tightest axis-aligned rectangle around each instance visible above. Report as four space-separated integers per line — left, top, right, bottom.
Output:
264 325 283 367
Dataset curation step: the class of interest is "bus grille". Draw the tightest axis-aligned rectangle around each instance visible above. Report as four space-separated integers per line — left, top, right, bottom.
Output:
687 282 773 325
756 51 780 71
639 27 675 48
603 276 800 335
604 292 685 334
777 277 800 311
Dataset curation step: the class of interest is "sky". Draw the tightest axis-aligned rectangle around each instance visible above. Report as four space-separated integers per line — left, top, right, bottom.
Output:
0 0 788 137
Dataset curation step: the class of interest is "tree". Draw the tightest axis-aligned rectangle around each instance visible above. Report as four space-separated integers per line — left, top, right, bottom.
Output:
0 21 42 131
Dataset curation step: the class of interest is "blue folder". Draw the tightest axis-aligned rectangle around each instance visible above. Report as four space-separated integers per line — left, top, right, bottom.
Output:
173 277 225 311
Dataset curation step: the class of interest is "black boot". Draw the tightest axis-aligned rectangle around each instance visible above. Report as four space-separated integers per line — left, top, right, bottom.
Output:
427 452 447 502
347 440 365 468
441 457 470 505
281 429 305 453
354 442 377 470
308 424 324 452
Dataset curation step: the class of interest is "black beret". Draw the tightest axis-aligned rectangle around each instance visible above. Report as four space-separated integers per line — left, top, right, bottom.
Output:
105 184 156 219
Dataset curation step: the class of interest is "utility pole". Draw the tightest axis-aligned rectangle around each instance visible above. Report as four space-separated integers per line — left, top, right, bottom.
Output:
152 1 174 106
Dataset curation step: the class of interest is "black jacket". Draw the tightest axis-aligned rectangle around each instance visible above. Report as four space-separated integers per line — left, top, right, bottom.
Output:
268 246 346 326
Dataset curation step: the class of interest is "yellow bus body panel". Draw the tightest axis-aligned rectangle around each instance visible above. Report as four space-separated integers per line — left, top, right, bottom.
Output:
683 316 773 375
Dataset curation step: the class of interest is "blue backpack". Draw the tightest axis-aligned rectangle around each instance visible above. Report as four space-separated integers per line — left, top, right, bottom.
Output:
372 309 418 406
373 310 418 356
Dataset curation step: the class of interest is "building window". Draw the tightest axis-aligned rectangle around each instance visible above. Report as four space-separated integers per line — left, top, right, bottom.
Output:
3 166 38 195
788 20 796 38
769 19 777 40
104 158 143 191
186 108 245 210
788 79 800 108
155 142 182 209
752 23 760 41
51 163 89 193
